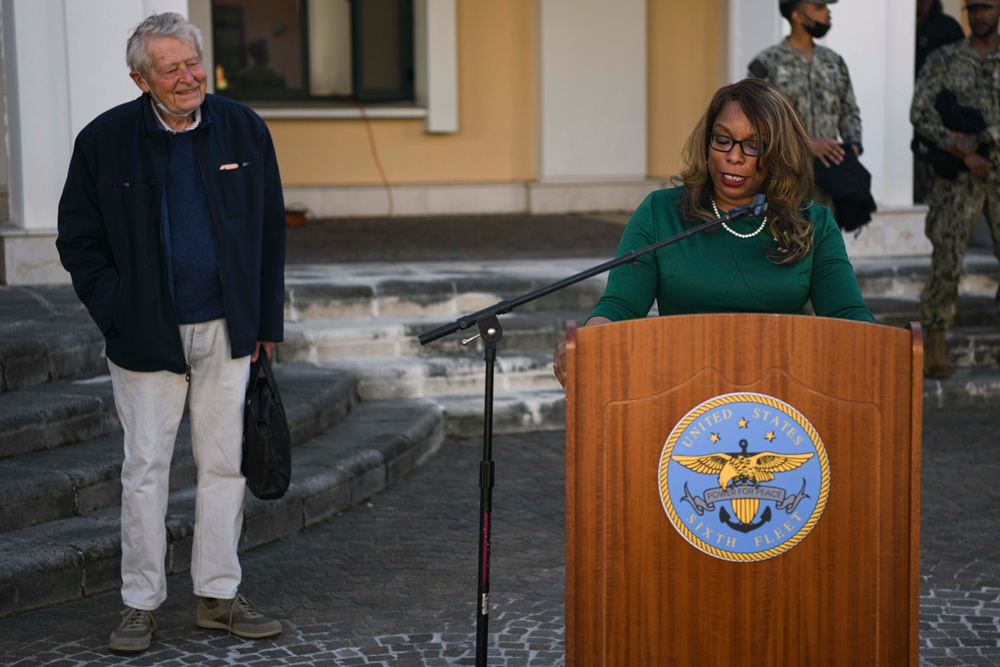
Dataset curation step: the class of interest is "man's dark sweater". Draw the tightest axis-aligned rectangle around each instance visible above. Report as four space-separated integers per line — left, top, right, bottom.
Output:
164 131 225 324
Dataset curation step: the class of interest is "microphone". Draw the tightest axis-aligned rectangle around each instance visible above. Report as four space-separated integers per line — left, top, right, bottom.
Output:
723 194 768 222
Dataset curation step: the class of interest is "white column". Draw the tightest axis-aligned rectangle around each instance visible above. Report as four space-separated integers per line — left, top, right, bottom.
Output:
535 0 646 181
3 0 186 232
0 0 186 283
3 0 72 232
414 0 458 134
824 0 915 208
727 0 782 84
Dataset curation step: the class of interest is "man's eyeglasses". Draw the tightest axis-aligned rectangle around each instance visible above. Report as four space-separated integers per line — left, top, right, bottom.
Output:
708 134 765 157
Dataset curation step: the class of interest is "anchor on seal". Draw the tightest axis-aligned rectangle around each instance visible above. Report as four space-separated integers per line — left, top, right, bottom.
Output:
673 438 814 533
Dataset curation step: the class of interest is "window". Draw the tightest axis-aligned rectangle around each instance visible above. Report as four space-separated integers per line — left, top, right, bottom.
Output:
212 0 414 103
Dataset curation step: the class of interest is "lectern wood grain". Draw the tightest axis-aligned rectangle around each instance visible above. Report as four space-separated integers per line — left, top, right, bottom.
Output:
565 314 921 667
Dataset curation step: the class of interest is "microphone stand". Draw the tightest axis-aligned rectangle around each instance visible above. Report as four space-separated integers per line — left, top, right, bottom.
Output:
417 194 767 666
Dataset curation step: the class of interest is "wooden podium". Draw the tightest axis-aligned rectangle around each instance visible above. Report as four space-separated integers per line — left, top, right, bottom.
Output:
565 314 922 666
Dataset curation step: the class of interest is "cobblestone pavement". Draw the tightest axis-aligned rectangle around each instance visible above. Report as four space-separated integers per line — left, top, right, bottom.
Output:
919 407 1000 667
1 407 999 666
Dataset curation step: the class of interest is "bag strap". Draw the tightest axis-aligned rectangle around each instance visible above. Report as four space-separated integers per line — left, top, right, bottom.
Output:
257 352 283 405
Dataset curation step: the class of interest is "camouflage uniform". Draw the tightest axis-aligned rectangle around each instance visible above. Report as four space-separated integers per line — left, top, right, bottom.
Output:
748 38 863 209
911 38 1000 329
748 38 863 149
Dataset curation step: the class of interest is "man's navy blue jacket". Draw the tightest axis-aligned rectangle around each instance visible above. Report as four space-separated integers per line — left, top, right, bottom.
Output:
57 93 286 373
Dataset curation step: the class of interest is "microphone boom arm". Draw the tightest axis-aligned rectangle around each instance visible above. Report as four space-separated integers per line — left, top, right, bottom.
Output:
417 194 767 346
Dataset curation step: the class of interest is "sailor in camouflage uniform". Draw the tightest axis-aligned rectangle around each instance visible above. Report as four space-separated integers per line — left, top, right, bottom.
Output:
748 0 863 209
911 0 1000 378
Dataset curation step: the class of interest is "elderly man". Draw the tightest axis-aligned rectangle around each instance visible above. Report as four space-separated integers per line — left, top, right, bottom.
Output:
911 0 1000 378
56 13 286 652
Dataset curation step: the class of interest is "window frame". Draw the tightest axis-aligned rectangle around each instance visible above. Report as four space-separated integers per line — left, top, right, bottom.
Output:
210 0 414 105
351 0 415 103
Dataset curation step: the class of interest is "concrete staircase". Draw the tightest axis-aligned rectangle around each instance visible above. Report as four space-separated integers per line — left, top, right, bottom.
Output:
0 285 446 619
0 248 997 619
280 258 607 435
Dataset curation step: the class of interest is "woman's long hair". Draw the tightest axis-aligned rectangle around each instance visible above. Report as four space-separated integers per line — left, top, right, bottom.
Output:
675 78 815 265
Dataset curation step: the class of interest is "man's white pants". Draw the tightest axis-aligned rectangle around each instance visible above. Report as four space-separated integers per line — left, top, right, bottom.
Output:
108 318 251 610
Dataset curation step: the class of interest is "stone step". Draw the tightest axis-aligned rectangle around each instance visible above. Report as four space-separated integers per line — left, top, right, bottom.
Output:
0 358 360 462
427 388 568 438
851 251 999 297
284 261 609 323
280 310 584 363
0 398 444 620
320 352 560 402
0 373 118 460
867 293 997 329
0 363 357 534
923 365 1000 410
0 286 105 394
945 327 1000 367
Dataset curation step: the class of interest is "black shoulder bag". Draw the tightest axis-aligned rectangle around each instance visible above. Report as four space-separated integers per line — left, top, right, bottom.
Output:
242 352 291 500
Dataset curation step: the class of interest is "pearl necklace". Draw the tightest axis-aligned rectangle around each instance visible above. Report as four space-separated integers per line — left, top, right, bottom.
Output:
711 198 768 239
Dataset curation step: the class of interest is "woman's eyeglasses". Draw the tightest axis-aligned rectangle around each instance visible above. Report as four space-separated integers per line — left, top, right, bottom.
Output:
708 134 765 157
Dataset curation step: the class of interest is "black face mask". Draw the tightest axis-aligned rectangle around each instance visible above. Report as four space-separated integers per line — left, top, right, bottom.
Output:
804 19 831 38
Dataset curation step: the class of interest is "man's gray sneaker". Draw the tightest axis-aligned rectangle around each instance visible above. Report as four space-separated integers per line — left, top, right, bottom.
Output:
108 607 156 652
196 594 282 638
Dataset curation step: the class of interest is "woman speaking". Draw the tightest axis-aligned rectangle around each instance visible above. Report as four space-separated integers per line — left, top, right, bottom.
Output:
552 78 873 387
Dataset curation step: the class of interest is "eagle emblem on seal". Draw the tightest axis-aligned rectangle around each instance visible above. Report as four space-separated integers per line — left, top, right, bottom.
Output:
672 439 814 528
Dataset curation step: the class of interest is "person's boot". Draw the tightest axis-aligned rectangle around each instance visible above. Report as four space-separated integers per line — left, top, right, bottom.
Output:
924 328 950 379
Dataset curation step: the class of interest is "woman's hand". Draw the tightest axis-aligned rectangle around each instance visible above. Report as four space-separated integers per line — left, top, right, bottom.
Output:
552 317 611 389
552 341 568 388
